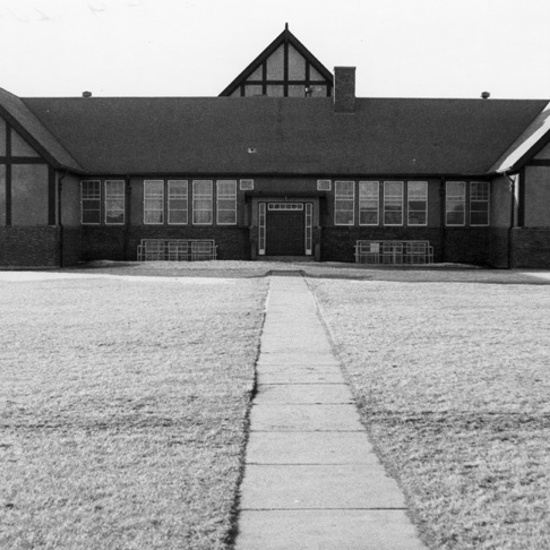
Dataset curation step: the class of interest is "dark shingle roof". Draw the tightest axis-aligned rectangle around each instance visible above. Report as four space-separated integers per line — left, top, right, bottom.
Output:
21 95 548 176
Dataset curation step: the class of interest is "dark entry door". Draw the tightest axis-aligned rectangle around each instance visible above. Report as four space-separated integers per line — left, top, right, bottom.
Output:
266 210 305 255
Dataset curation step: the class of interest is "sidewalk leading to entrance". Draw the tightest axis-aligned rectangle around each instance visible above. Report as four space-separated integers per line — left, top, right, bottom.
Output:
234 271 427 550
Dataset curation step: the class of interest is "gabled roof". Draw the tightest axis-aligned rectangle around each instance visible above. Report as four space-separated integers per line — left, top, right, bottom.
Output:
22 95 548 177
490 101 550 173
0 87 83 172
219 25 333 97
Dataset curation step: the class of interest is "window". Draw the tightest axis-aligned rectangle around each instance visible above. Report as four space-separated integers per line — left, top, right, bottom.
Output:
359 181 379 225
408 181 428 226
305 203 313 255
81 180 101 224
335 181 354 225
104 180 125 224
317 179 332 191
193 180 213 224
240 179 254 191
144 180 164 224
384 181 403 226
268 203 303 211
168 180 188 224
216 180 237 224
446 181 466 226
470 182 490 225
258 202 266 255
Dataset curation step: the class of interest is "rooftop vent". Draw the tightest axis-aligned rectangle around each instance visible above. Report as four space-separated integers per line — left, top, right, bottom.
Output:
82 91 92 98
481 91 490 99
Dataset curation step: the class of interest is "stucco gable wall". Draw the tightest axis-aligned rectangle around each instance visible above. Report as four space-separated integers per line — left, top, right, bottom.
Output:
533 141 550 160
490 174 512 228
523 165 550 227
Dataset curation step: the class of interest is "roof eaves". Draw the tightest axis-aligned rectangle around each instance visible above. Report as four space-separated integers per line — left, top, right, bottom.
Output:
489 101 550 174
0 88 84 172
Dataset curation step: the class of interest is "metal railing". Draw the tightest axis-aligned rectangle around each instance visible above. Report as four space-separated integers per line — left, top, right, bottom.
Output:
137 239 217 261
355 240 434 265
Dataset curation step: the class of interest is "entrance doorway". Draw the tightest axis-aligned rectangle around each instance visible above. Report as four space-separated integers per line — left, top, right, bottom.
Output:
266 210 305 255
258 202 313 257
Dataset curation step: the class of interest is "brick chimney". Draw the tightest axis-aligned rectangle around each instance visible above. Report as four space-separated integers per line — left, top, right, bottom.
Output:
334 67 356 113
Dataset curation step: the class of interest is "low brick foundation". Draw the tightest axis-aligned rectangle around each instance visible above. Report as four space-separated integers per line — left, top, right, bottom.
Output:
443 228 490 265
80 226 251 262
321 227 444 263
0 226 60 267
511 228 550 268
489 228 510 268
60 227 83 267
4 224 549 268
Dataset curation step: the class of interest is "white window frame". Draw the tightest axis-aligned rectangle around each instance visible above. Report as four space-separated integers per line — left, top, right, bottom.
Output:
470 181 490 226
407 181 428 226
305 202 313 255
144 180 164 225
258 202 266 256
239 179 254 191
446 181 466 226
268 203 304 211
168 180 188 225
317 179 332 191
192 180 213 225
216 180 237 225
334 180 355 226
359 181 379 226
81 180 101 225
383 181 404 226
104 180 125 225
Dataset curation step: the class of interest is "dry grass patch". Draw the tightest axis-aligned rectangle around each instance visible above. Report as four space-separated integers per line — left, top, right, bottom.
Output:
0 272 268 550
310 279 550 550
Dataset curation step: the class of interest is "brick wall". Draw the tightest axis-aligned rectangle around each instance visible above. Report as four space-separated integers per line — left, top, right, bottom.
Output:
60 228 83 267
489 228 510 268
443 228 490 265
81 227 128 261
321 227 443 262
80 226 251 261
0 226 60 267
511 228 550 268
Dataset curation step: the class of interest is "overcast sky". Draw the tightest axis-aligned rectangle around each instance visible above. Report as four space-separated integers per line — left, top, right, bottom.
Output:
1 0 549 99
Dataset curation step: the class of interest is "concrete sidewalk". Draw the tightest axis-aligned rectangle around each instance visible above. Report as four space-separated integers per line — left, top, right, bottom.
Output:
234 271 427 550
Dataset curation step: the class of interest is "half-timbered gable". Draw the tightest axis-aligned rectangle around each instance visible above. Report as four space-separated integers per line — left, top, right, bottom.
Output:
220 24 333 98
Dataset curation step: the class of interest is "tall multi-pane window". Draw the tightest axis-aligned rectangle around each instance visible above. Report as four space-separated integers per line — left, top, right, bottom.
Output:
104 180 125 224
359 181 379 225
144 180 164 224
81 180 101 224
168 180 188 224
470 182 490 225
193 180 213 224
446 181 466 226
383 181 404 225
334 181 354 225
407 181 428 226
216 180 237 224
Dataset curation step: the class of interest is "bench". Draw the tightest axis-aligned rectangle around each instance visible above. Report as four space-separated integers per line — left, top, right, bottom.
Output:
137 239 217 261
355 240 434 265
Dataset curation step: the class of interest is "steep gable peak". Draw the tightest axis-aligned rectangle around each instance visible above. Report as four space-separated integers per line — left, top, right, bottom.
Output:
220 24 333 98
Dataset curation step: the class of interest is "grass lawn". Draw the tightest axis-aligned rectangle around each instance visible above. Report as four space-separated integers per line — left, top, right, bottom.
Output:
2 260 550 550
309 276 550 550
0 268 268 550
